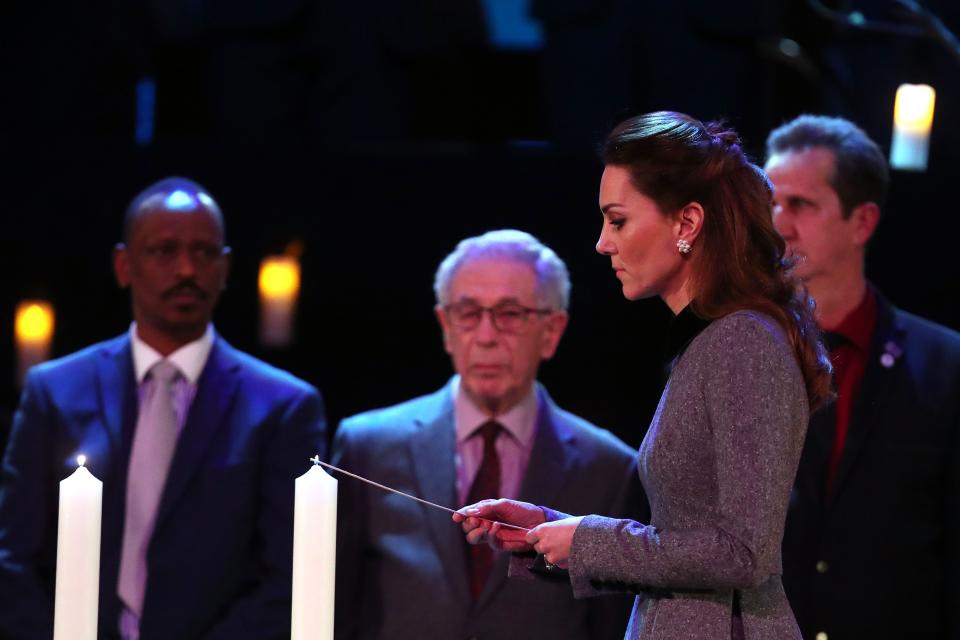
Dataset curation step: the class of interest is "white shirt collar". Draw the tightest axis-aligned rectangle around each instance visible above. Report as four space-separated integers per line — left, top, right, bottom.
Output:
129 322 215 384
452 375 539 448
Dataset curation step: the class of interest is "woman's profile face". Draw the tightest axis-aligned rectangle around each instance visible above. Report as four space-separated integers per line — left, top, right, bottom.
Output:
596 165 686 303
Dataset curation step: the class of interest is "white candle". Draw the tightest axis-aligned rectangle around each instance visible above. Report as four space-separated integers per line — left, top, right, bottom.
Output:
14 300 54 387
890 83 936 171
259 255 301 348
291 461 337 640
53 455 102 640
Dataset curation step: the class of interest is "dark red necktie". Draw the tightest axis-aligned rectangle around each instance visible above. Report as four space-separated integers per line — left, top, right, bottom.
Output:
466 421 502 599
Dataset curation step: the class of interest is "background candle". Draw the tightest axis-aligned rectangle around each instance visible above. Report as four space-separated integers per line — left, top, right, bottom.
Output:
14 300 54 387
890 83 936 171
53 456 102 640
291 462 337 640
259 255 301 348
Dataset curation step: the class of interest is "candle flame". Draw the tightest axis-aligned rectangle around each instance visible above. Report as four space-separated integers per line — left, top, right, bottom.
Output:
15 301 55 342
894 84 936 133
259 256 301 300
77 454 87 467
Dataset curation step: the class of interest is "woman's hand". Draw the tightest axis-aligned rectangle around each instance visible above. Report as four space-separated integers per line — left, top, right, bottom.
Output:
453 499 546 552
526 516 584 569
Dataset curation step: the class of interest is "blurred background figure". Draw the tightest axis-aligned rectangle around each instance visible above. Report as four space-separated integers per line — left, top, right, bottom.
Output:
766 114 960 640
333 230 645 640
0 178 326 639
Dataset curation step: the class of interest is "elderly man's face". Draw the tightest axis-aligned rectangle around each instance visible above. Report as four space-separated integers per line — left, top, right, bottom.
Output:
436 258 567 416
114 196 230 342
765 147 863 286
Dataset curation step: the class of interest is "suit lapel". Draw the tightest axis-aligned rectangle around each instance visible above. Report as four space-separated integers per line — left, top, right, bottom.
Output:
92 335 138 627
828 295 904 507
406 387 471 606
95 335 138 467
517 388 579 508
476 387 579 607
155 338 241 529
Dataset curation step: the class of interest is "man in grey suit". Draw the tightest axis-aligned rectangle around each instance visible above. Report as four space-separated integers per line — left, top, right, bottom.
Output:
333 229 645 640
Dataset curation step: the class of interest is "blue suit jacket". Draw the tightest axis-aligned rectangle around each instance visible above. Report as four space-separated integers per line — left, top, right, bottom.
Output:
783 291 960 639
332 380 646 640
0 333 326 640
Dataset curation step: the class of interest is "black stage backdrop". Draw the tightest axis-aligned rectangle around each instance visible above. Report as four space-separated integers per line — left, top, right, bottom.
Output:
1 0 958 455
1 138 957 455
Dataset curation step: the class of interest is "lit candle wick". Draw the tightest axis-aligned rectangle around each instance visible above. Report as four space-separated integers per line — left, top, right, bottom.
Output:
77 455 86 467
309 455 321 466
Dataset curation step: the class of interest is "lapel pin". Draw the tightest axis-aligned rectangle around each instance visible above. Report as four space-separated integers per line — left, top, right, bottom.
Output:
880 341 902 369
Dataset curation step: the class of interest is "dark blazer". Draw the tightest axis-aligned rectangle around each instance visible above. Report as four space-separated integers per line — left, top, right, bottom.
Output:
0 333 326 640
783 292 960 639
332 380 646 640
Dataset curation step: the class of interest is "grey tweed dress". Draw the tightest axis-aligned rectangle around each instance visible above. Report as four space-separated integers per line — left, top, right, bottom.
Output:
568 311 808 640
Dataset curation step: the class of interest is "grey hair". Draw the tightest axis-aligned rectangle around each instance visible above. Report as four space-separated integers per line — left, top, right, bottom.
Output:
433 229 571 310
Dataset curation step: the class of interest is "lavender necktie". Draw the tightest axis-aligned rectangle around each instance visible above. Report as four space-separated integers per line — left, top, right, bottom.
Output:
118 359 182 618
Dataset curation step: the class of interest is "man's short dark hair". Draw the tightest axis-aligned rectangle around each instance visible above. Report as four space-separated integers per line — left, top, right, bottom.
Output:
765 115 890 217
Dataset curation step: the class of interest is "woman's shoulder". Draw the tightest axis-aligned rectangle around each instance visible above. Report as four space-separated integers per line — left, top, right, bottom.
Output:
677 310 807 414
686 309 792 364
707 309 788 339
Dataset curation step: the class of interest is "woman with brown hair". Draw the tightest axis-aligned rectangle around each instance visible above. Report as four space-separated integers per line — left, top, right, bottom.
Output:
454 111 831 639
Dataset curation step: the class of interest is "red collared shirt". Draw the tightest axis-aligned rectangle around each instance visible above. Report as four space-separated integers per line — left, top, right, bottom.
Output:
825 288 877 492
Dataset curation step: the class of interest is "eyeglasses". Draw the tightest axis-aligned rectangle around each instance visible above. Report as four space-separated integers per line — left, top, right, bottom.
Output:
443 302 554 334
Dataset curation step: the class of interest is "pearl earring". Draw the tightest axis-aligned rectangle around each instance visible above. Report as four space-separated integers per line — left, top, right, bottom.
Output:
677 239 692 255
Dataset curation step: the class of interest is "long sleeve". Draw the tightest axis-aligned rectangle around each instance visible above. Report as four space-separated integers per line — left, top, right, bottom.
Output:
583 458 647 638
567 313 807 598
0 370 58 639
505 464 645 638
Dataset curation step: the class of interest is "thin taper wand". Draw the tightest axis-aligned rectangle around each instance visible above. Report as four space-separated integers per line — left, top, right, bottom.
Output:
310 457 531 533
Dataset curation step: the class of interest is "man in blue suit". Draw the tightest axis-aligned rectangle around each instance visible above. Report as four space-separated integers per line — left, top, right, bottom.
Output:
0 177 326 639
766 116 960 640
333 230 645 640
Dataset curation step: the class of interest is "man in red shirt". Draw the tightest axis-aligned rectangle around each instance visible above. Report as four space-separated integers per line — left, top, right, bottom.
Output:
765 115 960 640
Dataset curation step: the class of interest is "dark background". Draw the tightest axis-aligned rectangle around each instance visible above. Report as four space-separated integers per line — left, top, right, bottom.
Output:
1 0 958 453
